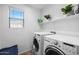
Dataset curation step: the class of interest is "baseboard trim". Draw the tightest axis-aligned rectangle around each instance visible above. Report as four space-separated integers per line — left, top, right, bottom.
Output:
19 50 32 55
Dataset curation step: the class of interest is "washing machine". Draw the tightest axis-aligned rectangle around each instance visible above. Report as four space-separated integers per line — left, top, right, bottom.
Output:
43 34 79 55
32 31 56 55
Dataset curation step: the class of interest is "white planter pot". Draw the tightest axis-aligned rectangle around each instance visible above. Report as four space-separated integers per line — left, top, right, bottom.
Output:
66 10 75 16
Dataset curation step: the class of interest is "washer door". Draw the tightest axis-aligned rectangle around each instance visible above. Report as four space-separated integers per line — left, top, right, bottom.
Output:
33 38 39 52
45 46 65 55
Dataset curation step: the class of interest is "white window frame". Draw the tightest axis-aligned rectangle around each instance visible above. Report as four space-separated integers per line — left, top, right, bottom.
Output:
9 7 24 28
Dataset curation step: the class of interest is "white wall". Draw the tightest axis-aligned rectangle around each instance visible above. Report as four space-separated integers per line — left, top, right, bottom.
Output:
41 4 65 20
40 22 55 31
55 15 79 33
41 4 79 35
0 4 41 54
0 5 3 48
41 4 65 31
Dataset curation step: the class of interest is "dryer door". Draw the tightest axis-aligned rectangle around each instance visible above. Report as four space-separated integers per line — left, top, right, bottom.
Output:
45 46 65 55
33 38 39 52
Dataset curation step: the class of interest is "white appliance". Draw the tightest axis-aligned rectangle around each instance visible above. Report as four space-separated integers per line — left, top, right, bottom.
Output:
32 31 56 55
43 34 79 55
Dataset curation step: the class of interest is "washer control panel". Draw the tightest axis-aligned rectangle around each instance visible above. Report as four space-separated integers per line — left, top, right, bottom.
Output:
53 40 58 45
62 42 76 54
50 39 61 48
50 39 76 55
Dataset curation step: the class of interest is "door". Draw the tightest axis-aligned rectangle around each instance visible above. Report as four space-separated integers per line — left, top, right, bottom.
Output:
33 37 39 52
45 46 65 55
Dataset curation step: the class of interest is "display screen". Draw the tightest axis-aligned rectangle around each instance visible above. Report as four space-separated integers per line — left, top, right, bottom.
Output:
63 42 75 47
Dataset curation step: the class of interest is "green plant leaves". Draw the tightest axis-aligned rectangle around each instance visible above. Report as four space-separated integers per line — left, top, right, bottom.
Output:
61 4 73 14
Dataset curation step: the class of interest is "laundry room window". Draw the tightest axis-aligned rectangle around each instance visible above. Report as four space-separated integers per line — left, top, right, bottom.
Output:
9 7 24 28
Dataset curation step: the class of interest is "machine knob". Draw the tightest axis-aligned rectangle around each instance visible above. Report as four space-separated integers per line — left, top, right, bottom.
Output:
54 40 58 45
37 34 40 36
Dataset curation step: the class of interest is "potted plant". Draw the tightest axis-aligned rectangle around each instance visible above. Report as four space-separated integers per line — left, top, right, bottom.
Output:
61 4 75 16
37 16 44 24
44 14 51 20
38 18 43 24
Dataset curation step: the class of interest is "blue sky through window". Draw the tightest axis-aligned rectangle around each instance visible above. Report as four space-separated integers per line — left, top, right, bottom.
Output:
10 8 24 20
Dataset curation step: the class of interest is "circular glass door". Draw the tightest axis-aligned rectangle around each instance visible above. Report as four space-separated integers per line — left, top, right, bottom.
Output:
33 38 39 52
45 46 65 55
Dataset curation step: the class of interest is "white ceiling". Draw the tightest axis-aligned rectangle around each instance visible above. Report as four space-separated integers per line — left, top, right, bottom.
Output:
27 4 49 10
